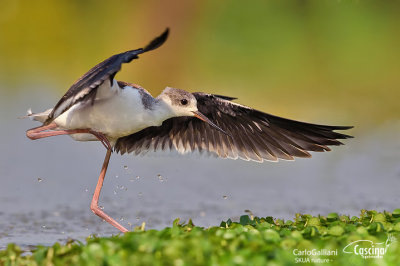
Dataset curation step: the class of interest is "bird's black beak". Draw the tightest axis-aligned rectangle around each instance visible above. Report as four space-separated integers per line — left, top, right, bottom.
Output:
192 111 231 137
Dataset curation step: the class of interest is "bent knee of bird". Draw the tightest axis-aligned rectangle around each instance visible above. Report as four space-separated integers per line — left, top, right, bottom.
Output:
26 129 37 140
90 203 100 214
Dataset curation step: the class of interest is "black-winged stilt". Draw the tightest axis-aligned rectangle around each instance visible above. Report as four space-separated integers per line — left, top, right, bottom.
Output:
25 28 352 233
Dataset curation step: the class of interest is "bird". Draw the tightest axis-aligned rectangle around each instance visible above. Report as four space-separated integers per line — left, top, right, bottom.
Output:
25 28 352 233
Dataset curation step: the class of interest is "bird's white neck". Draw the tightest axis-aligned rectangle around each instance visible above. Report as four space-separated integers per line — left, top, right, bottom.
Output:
146 98 177 127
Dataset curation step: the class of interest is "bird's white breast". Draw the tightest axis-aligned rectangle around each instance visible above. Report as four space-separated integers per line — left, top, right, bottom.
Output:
53 81 164 140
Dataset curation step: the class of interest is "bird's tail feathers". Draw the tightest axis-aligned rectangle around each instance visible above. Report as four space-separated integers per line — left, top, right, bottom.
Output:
20 108 53 123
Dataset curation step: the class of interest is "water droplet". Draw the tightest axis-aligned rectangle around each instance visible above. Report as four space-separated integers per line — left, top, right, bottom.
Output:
136 216 140 220
120 217 124 221
136 176 140 180
157 174 164 182
123 165 128 170
37 178 42 182
84 188 89 192
138 192 143 197
115 175 119 179
99 205 104 210
129 177 135 182
119 186 125 190
42 225 46 229
124 187 128 191
223 195 228 200
61 231 65 234
113 190 117 195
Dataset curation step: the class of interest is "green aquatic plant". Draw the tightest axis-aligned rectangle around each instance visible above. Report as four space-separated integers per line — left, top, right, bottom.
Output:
1 210 400 265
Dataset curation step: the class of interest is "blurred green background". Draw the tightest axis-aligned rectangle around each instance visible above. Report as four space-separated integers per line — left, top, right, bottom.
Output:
1 0 399 129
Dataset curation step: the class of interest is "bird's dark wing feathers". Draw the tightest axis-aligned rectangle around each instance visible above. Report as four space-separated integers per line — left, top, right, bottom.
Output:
115 93 353 162
45 28 169 123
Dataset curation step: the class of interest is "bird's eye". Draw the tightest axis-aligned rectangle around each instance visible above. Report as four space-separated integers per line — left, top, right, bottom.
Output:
180 99 188 105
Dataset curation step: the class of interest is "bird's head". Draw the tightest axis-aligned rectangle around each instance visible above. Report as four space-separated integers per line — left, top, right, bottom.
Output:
158 87 198 117
157 87 229 135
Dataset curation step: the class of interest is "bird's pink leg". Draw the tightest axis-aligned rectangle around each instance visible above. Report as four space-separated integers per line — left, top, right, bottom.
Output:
26 122 111 149
27 122 128 232
90 149 129 233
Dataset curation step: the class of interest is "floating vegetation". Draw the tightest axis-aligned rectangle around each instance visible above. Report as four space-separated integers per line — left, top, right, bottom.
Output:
1 210 400 265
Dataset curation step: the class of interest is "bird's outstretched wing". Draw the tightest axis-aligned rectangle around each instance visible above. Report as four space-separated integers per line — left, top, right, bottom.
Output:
45 28 169 123
115 93 353 162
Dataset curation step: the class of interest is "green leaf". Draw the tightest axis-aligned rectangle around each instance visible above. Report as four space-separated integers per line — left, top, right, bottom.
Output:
327 213 339 222
393 209 400 218
239 215 252 225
